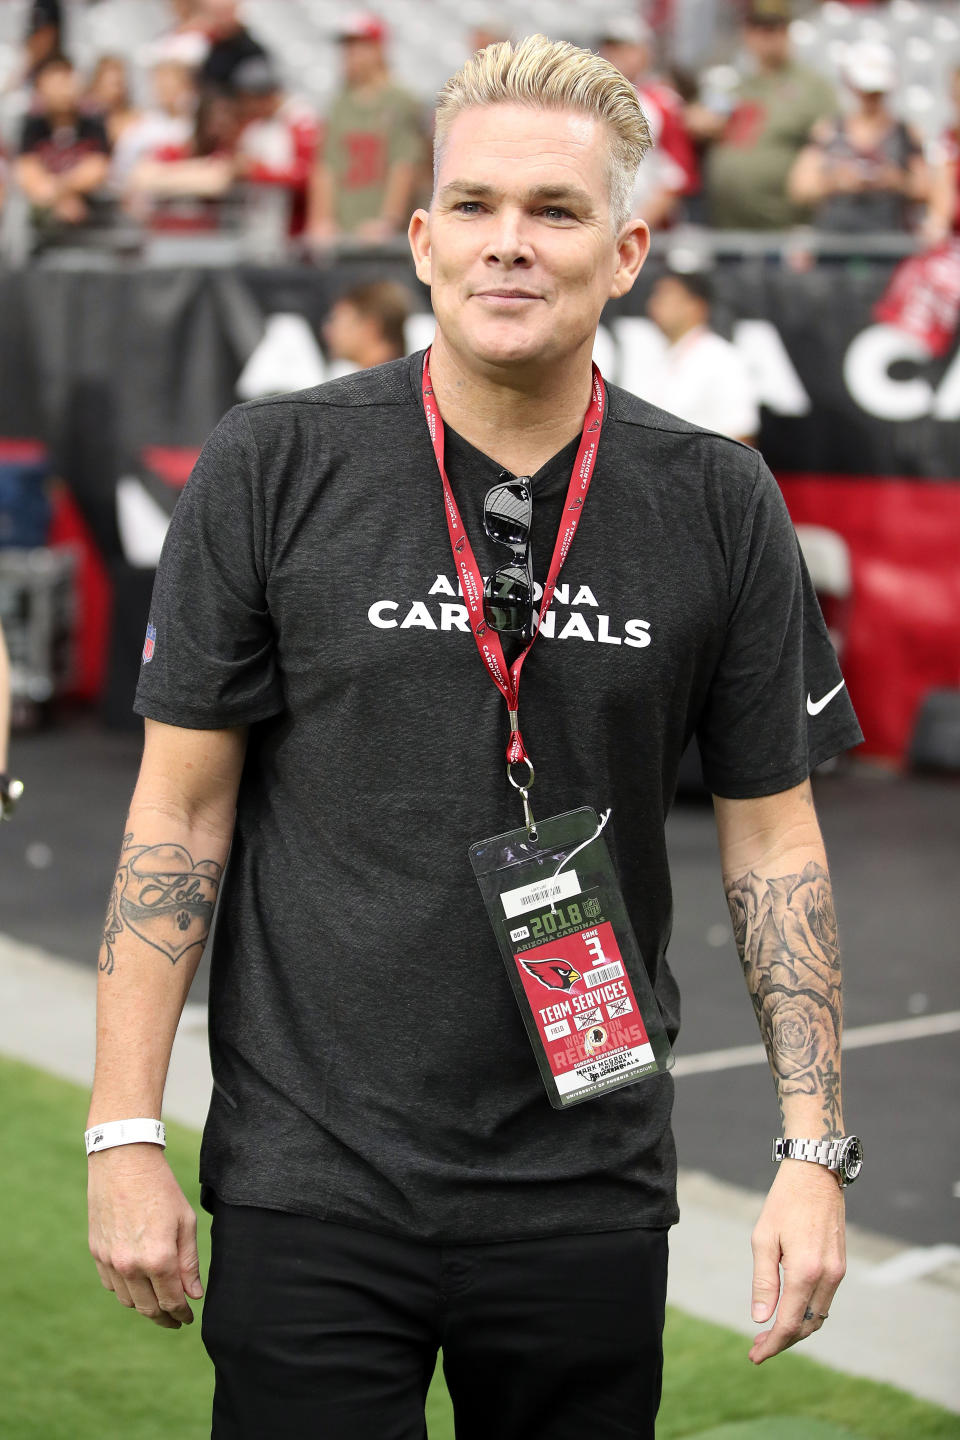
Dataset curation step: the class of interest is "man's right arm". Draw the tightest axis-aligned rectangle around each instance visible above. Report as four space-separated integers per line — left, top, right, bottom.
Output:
87 717 247 1329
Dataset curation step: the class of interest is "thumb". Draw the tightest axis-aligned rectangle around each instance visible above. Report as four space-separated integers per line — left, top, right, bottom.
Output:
179 1213 204 1299
751 1227 781 1323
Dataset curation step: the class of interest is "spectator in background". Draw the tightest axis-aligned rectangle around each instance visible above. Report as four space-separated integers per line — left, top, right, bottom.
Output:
15 55 111 237
232 57 319 236
0 0 62 151
789 43 927 233
126 89 239 231
22 0 62 83
111 59 197 190
643 269 759 444
600 17 698 229
139 0 210 72
198 0 268 94
308 12 425 243
922 64 960 245
322 279 411 373
690 0 835 230
84 55 142 150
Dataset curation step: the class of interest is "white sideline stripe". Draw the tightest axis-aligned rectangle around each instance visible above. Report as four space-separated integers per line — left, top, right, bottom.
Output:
864 1244 960 1287
673 1009 960 1077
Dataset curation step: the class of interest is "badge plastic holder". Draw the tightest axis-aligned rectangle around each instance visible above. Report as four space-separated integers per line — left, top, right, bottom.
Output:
469 807 674 1109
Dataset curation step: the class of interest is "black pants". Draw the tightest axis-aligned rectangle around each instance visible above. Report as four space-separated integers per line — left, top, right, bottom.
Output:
201 1198 669 1440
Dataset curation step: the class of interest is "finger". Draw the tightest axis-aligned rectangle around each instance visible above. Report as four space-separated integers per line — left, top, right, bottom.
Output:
749 1268 815 1364
123 1270 183 1329
750 1229 782 1324
110 1273 137 1310
178 1210 204 1301
153 1263 195 1326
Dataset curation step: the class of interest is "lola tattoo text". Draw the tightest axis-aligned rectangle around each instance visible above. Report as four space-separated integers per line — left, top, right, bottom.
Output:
99 833 222 975
725 861 842 1138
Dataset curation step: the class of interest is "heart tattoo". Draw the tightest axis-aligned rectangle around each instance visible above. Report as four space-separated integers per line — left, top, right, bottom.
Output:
100 835 223 973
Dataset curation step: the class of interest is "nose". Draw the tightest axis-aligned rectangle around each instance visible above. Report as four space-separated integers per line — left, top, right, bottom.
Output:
481 206 534 268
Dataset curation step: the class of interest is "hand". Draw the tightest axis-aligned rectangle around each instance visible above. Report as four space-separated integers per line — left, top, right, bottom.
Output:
355 216 396 242
748 1159 846 1364
88 1144 204 1329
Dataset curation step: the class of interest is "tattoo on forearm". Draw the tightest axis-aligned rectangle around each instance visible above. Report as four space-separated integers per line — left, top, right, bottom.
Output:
725 861 842 1138
99 832 222 976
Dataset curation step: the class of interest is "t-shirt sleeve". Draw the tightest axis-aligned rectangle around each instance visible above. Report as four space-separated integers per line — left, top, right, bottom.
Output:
388 93 425 167
18 115 46 156
134 405 284 730
697 454 862 798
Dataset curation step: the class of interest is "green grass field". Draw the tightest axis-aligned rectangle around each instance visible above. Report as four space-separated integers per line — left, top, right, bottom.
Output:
1 1054 955 1440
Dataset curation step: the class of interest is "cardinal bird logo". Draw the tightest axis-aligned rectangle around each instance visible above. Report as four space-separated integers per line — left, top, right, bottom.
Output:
588 418 601 431
455 536 466 553
520 957 582 991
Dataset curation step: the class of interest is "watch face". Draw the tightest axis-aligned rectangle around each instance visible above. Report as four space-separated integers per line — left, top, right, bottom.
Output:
839 1135 864 1183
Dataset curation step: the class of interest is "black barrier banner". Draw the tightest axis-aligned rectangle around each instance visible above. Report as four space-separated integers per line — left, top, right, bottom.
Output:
3 258 960 567
1 259 958 755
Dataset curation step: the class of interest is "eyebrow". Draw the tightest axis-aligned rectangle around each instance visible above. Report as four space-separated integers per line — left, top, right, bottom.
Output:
437 180 595 210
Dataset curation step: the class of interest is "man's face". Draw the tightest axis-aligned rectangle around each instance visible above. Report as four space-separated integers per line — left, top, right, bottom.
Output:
646 275 703 342
743 21 791 69
37 62 78 112
409 103 648 376
323 300 366 363
201 0 240 38
599 41 648 84
341 37 383 87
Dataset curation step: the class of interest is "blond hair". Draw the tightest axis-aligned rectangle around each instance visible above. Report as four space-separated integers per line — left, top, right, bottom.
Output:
434 34 651 232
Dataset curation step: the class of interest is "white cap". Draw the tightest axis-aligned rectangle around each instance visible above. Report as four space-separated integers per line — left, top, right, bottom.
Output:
599 16 653 46
843 40 896 94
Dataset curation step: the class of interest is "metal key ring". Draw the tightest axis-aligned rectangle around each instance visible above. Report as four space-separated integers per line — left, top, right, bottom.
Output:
507 758 535 792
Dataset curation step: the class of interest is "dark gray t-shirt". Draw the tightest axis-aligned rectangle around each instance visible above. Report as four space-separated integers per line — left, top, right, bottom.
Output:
135 352 862 1242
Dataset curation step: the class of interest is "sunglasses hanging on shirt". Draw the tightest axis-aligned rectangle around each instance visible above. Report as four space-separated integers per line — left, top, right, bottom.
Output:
483 478 536 640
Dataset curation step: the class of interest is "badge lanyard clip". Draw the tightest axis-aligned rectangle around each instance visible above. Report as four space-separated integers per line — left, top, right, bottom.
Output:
506 709 537 841
422 351 605 834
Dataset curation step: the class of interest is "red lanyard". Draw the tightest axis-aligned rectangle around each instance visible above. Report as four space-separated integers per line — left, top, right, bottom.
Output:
421 349 605 797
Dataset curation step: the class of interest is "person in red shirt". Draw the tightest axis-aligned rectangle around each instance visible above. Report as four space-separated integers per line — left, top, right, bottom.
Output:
126 90 240 231
231 57 319 236
599 16 698 228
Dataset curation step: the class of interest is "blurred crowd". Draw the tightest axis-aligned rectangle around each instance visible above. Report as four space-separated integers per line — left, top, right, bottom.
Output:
0 0 958 254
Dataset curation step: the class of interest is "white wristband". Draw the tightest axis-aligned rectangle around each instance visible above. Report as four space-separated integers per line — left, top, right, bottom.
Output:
85 1119 166 1156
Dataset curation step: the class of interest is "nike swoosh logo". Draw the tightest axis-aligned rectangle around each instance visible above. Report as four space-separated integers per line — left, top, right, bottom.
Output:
807 679 846 716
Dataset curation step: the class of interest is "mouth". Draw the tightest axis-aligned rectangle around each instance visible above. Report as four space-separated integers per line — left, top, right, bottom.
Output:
474 290 543 302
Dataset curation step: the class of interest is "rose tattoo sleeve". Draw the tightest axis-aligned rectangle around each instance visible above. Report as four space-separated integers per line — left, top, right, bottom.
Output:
725 861 842 1137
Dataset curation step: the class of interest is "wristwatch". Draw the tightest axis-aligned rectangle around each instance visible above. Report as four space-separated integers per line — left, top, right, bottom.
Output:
0 772 24 822
773 1135 864 1188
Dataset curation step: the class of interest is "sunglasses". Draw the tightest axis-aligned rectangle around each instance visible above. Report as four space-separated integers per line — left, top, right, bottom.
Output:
483 479 535 639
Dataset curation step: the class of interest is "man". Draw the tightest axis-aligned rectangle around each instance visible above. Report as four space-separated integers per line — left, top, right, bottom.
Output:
691 0 836 229
198 0 268 95
87 36 862 1439
599 16 698 229
231 56 319 237
644 268 759 444
15 54 110 236
323 278 412 372
307 11 426 242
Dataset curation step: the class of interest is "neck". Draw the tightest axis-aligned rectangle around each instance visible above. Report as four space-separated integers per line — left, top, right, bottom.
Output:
427 332 594 475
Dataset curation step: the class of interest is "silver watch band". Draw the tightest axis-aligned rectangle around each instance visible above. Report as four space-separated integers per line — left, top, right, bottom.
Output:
773 1137 842 1168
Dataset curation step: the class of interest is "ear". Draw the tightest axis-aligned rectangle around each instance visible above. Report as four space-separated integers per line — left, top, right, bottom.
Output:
609 217 650 299
408 208 432 287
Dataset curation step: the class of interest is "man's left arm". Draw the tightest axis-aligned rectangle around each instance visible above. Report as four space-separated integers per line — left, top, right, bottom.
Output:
715 777 847 1365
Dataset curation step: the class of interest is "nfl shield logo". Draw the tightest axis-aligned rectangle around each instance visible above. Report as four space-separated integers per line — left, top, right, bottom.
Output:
142 623 156 664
